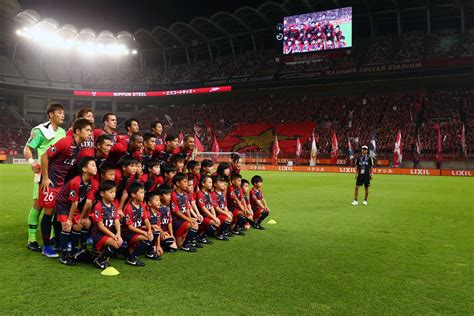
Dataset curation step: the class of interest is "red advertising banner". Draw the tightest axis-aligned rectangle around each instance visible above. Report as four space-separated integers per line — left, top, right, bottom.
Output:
73 86 232 97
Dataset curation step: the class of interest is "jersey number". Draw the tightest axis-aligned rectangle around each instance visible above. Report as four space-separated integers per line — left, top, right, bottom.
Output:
43 192 54 202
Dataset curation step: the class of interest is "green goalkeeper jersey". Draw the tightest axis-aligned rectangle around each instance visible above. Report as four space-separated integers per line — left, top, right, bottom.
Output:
26 122 66 164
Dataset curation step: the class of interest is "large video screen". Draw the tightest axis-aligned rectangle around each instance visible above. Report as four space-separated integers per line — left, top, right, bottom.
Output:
283 7 352 55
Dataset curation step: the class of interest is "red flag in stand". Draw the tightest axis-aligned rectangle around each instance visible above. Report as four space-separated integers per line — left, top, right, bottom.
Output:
393 129 403 168
211 135 220 164
194 135 204 155
330 131 338 165
178 131 184 146
435 123 442 164
461 124 467 158
272 134 280 165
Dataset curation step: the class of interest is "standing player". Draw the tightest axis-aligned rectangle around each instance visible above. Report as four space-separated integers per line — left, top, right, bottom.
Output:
94 135 113 170
142 132 157 168
93 113 119 145
352 145 375 205
153 134 180 165
180 135 195 164
68 107 95 160
119 118 140 146
24 103 65 252
39 118 92 257
151 120 164 145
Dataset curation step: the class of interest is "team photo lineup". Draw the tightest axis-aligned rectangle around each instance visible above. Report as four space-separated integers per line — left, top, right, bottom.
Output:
25 103 273 268
1 0 473 314
283 7 352 54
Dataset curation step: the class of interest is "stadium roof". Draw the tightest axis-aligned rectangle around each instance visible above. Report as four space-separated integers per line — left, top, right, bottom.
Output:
8 0 474 52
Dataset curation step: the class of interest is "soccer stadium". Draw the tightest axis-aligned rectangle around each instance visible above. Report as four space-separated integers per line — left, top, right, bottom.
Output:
0 0 473 314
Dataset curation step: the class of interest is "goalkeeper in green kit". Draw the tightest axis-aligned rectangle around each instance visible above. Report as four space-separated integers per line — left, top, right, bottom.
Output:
24 103 65 254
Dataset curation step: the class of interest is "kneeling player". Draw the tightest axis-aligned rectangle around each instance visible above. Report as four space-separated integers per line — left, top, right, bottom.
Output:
241 179 255 229
212 175 233 240
145 191 164 259
123 183 153 267
157 185 178 252
196 175 221 244
171 173 199 252
39 118 92 257
91 180 122 269
55 157 98 265
227 173 247 236
250 175 271 230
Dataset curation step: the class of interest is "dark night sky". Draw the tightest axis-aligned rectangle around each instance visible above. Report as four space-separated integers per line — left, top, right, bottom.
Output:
19 0 268 32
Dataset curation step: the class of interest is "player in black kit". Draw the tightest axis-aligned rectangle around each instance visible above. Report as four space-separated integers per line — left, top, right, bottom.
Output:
352 145 374 205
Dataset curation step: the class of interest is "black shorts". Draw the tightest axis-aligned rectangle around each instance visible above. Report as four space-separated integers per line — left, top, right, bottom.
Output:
356 175 370 187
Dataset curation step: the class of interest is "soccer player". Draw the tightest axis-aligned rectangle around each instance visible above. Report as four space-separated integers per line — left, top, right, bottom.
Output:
24 102 65 252
170 173 199 251
215 162 231 183
196 175 220 244
151 120 164 145
180 134 195 164
55 157 98 265
200 159 214 176
98 162 116 182
107 134 143 166
145 191 164 259
139 159 163 193
39 118 92 257
153 134 180 165
187 175 203 223
212 175 233 239
68 107 95 160
230 153 241 175
93 112 119 145
122 182 153 266
115 156 139 216
227 173 247 236
120 118 140 146
241 179 255 229
136 161 144 177
94 134 113 170
250 175 271 230
161 163 177 187
157 185 178 252
187 160 201 192
91 180 123 270
352 145 374 206
171 154 186 173
142 132 157 168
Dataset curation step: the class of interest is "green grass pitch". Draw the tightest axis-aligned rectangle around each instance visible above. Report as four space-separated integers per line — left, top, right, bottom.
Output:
0 164 473 314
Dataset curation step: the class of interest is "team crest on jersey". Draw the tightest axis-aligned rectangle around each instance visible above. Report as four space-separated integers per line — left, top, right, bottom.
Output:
50 147 57 153
126 214 130 222
95 210 100 218
69 190 76 198
199 198 203 204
